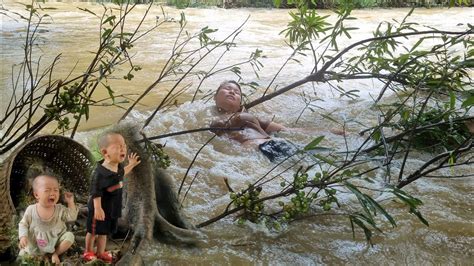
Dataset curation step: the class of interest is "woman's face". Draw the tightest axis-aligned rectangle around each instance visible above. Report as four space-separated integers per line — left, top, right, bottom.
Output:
214 82 242 113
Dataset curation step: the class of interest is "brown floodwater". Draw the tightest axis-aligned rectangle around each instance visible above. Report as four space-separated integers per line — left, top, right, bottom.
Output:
1 1 473 264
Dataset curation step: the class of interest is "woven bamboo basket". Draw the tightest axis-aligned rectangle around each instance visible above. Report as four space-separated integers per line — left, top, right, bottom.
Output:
0 135 94 253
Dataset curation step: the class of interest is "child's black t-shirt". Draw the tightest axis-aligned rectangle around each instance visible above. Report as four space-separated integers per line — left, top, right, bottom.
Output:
89 160 124 219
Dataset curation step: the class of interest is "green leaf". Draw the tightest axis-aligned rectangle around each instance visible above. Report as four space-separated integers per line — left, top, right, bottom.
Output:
410 208 429 226
83 105 89 120
449 90 456 110
349 216 356 238
105 85 115 102
102 28 113 39
365 195 397 227
410 38 424 53
350 214 373 243
343 29 351 38
459 59 474 68
345 182 373 217
392 191 418 207
312 154 335 166
304 136 325 151
102 15 116 25
461 95 474 108
77 7 96 16
372 129 381 142
320 113 340 124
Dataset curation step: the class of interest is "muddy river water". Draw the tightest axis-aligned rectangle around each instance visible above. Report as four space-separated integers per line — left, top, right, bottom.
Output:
1 1 473 264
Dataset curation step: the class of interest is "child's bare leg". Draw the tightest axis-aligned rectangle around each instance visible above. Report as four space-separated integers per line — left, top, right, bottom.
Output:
85 232 95 253
96 235 107 255
52 232 74 264
54 239 73 255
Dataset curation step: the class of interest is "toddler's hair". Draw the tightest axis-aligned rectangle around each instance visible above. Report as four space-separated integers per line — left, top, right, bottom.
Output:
97 130 123 150
32 175 59 192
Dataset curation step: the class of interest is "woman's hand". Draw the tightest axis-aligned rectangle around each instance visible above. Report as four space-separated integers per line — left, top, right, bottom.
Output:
230 113 270 136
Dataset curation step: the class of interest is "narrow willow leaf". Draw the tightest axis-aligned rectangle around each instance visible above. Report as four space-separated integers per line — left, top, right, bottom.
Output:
77 7 96 16
349 217 356 238
320 113 339 124
366 196 397 227
351 214 373 243
313 154 335 166
102 15 116 25
304 136 325 151
410 38 424 52
84 105 89 120
345 182 373 217
410 208 429 226
449 90 456 110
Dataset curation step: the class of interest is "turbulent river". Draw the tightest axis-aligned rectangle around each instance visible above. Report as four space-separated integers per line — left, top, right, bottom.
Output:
1 1 473 264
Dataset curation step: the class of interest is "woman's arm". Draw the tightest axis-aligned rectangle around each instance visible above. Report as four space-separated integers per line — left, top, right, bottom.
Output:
210 120 228 136
258 118 286 134
283 126 346 136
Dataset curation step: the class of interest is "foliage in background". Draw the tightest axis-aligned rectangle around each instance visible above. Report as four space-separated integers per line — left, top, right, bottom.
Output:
0 1 156 154
0 0 263 154
59 0 473 8
164 0 473 8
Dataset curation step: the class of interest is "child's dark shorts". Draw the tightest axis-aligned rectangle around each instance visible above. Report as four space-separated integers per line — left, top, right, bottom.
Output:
86 214 118 235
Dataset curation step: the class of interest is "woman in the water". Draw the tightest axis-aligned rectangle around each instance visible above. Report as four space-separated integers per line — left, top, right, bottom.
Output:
210 80 344 162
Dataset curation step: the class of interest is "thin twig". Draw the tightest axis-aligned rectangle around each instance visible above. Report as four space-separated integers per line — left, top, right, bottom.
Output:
178 135 216 196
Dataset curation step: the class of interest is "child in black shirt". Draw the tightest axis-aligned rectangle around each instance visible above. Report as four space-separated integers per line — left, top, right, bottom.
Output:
83 132 140 263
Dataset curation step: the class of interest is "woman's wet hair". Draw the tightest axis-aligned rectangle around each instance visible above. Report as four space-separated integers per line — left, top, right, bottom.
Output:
216 80 242 95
